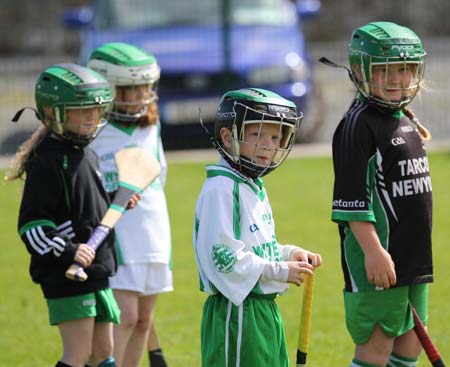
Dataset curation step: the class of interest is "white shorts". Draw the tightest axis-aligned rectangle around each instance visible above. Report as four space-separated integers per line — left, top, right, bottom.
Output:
110 262 174 296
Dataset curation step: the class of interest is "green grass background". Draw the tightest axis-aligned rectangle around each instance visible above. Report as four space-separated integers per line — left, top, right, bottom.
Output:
1 151 449 366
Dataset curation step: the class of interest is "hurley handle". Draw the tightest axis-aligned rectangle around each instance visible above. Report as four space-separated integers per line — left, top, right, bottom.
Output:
65 225 110 281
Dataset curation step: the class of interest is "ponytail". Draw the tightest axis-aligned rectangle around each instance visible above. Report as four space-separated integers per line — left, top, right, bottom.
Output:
4 125 50 181
403 106 431 141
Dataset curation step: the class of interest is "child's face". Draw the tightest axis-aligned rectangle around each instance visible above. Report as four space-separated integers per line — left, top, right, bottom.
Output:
240 123 282 166
115 84 155 114
369 63 418 102
64 106 103 136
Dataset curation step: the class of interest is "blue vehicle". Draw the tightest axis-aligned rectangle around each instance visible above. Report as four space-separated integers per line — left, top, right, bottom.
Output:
64 0 321 149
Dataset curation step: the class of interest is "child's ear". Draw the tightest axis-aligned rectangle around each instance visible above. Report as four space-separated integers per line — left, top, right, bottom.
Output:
220 127 232 149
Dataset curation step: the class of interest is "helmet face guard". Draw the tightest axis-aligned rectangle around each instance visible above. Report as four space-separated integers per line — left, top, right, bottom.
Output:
35 63 113 146
214 88 302 178
88 42 161 125
348 22 426 110
107 82 159 124
59 105 108 146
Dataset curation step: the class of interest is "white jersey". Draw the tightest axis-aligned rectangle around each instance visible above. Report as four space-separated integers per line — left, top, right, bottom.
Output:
193 158 294 306
90 121 171 265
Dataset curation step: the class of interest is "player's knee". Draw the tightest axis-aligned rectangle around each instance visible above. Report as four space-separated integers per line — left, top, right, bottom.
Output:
135 315 152 333
119 311 139 330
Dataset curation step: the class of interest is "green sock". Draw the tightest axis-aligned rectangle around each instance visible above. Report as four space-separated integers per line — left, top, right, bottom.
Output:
149 348 168 367
387 353 418 367
350 359 380 367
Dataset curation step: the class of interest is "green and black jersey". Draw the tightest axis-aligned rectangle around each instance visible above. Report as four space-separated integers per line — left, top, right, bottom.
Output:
332 98 433 292
18 136 116 298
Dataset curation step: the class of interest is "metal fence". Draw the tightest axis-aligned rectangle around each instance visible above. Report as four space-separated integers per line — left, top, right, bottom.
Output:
1 36 450 154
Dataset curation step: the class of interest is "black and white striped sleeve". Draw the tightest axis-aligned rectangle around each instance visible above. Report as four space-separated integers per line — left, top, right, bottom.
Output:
17 157 78 262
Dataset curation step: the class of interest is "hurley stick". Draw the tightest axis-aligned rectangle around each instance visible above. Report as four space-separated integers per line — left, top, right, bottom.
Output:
411 304 446 367
65 146 160 281
296 273 315 367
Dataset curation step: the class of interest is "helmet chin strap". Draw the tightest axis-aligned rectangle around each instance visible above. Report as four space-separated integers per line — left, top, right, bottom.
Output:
319 57 353 80
11 106 41 123
199 107 218 150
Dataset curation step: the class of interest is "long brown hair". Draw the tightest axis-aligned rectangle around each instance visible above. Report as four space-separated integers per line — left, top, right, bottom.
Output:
4 125 50 181
137 102 159 127
402 106 431 141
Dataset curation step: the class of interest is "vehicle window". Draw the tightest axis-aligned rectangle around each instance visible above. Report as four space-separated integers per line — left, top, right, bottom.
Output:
231 0 296 26
95 0 220 28
94 0 295 29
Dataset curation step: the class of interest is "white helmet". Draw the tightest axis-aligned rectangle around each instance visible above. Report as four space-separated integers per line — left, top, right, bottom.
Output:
88 42 160 124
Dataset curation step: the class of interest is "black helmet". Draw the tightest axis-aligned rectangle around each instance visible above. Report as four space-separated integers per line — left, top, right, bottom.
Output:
213 88 302 178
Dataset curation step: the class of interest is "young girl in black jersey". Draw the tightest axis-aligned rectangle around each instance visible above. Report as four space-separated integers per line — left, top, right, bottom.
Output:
324 22 433 367
7 63 138 367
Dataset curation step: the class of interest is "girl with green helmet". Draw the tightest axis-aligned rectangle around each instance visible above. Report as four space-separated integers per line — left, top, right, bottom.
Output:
88 42 171 367
7 63 139 367
325 22 434 367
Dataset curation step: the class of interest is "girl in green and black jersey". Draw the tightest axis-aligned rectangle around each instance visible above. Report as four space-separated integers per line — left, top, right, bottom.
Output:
325 22 433 367
7 64 137 367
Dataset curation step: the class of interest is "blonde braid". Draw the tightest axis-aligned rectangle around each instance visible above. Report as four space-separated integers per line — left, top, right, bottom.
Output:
403 106 431 141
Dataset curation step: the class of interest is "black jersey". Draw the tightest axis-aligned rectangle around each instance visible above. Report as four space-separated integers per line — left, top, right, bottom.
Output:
18 135 117 298
331 98 433 292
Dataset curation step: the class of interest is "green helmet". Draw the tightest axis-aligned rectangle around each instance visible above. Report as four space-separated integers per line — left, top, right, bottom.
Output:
213 88 302 178
35 63 112 145
87 42 160 124
348 21 426 109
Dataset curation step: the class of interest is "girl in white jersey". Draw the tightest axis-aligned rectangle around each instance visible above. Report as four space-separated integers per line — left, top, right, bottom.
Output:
194 88 322 367
88 43 171 367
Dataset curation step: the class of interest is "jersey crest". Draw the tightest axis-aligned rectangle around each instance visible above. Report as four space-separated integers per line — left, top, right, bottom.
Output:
212 244 237 273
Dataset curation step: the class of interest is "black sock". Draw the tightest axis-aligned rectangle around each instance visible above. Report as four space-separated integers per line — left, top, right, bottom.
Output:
55 362 75 367
149 348 168 367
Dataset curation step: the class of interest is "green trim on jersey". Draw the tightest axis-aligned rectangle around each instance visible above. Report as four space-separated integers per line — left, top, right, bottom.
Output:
110 120 138 136
340 154 390 291
194 216 206 291
233 181 241 240
59 169 71 210
206 164 266 201
195 215 219 295
19 219 57 236
356 94 404 119
331 154 379 226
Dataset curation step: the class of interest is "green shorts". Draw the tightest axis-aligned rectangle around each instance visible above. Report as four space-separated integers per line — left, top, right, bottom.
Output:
46 288 121 326
201 293 288 367
344 283 428 344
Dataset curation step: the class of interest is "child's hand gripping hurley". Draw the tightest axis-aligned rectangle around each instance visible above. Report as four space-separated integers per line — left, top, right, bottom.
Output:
65 146 160 281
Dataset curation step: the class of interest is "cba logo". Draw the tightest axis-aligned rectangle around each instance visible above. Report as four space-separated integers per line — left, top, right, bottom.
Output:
212 244 237 273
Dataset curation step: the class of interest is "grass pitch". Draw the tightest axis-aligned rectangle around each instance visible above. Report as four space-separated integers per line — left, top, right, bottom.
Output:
1 151 449 366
